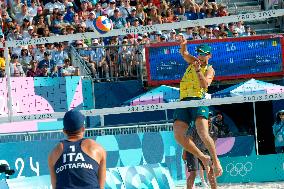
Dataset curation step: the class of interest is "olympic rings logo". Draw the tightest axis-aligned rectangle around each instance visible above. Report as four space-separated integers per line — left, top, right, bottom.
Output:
225 162 253 177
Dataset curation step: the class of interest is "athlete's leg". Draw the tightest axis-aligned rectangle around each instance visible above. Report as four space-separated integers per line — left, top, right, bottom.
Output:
173 120 211 171
207 165 217 189
187 171 197 189
195 117 222 177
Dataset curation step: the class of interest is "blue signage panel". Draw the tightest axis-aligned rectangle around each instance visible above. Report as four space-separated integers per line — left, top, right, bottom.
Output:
147 36 284 85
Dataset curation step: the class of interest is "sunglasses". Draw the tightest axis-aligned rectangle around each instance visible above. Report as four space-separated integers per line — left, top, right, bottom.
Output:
280 113 284 116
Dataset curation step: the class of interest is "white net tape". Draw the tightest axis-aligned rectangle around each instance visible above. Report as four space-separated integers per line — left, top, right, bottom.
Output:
0 92 283 124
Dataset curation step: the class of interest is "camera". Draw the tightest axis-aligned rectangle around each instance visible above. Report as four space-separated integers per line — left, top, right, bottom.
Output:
0 164 15 176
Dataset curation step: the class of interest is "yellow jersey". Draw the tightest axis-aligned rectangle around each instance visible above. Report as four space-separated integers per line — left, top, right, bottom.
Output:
180 64 211 100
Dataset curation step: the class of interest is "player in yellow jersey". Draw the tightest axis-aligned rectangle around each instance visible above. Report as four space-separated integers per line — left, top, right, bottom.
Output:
173 34 223 177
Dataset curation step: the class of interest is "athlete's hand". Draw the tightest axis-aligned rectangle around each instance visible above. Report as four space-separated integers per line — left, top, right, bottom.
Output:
193 60 201 71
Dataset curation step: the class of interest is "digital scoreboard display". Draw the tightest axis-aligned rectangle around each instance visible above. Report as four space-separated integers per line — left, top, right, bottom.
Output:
146 35 284 85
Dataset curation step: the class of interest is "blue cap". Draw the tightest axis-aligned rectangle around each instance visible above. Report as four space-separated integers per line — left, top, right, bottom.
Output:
63 110 85 132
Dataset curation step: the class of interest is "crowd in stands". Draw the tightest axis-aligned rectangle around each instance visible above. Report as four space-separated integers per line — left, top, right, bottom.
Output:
0 0 258 79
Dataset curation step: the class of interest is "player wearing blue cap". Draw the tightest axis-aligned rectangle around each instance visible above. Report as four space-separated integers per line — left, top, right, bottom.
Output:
48 110 106 189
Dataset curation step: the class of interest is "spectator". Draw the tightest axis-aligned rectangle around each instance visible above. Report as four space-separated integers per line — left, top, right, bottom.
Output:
105 0 117 17
232 29 239 38
34 15 47 36
183 27 194 40
212 111 230 137
19 46 33 72
217 3 228 17
235 21 245 35
86 11 96 31
242 25 252 36
126 8 142 27
10 54 25 77
163 8 175 23
168 29 177 42
149 6 162 24
28 0 39 17
198 26 207 39
136 3 146 24
62 58 79 77
64 2 75 23
16 4 31 25
26 60 41 77
0 50 5 77
119 0 133 19
273 110 284 153
89 39 108 80
119 39 132 77
110 9 127 29
52 43 69 68
185 6 198 20
34 44 46 62
39 51 56 71
52 12 68 34
38 63 49 77
107 36 120 79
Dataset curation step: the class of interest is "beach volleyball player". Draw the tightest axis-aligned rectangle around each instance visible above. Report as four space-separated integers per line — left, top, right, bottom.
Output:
173 34 223 176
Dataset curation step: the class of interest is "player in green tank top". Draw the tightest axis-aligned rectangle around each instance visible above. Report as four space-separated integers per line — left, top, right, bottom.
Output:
173 34 223 178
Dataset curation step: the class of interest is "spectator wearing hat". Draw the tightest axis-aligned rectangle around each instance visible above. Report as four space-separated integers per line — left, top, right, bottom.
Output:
232 29 239 38
142 33 150 44
48 110 106 189
79 0 89 20
89 39 109 80
119 38 133 77
234 21 245 35
85 11 96 31
205 5 216 18
38 51 56 71
105 0 117 17
110 8 128 29
163 8 175 23
198 26 207 39
10 53 25 77
227 22 235 37
168 29 177 42
38 62 50 77
126 8 142 27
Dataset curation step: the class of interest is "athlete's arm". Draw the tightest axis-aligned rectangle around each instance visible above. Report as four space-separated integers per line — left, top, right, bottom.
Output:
179 36 199 64
48 144 62 189
196 65 215 88
48 154 56 189
98 147 107 189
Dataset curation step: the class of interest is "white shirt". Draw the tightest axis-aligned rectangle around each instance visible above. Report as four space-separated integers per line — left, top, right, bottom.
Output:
85 19 96 31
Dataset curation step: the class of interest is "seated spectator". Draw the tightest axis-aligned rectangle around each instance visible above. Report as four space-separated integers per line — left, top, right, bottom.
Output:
52 12 68 34
38 51 56 71
235 21 245 35
34 15 48 36
63 2 75 23
110 9 127 29
86 11 96 31
212 111 230 137
185 6 198 20
34 44 46 62
0 50 5 77
198 6 206 19
119 0 133 19
26 60 41 77
163 8 175 23
61 58 79 77
183 27 194 40
149 6 162 24
10 54 25 77
19 46 33 72
217 3 228 17
52 43 69 67
38 63 49 77
198 26 207 39
105 0 117 17
242 25 252 36
168 29 177 42
15 4 32 25
126 8 143 27
205 5 216 18
89 39 108 80
232 29 239 38
28 0 39 17
136 3 146 24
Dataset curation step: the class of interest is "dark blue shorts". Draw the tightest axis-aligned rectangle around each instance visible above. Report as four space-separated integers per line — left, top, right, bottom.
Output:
173 97 209 126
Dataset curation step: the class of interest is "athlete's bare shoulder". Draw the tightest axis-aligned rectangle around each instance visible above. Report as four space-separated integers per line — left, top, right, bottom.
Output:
48 142 64 165
82 138 106 162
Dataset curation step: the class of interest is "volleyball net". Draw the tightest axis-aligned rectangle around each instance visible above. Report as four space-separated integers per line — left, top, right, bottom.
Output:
0 8 284 134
